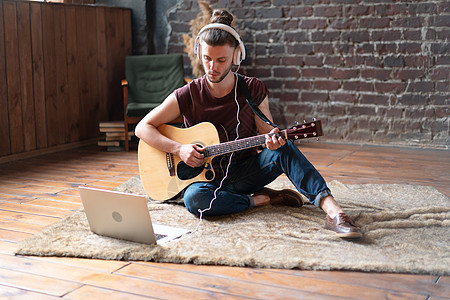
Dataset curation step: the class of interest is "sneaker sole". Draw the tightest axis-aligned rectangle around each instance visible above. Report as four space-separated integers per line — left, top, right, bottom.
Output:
337 232 363 239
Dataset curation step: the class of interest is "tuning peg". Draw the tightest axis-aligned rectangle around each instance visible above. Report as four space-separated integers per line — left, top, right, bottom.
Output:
312 117 316 121
303 120 307 123
294 121 299 125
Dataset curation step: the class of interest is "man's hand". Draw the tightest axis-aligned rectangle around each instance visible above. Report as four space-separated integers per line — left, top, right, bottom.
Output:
265 127 285 150
178 144 205 168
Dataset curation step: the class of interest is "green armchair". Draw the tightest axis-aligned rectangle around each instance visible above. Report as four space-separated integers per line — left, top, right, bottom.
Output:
121 54 186 151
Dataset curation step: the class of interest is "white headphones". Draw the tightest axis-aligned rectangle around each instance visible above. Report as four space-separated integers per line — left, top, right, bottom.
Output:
194 23 246 66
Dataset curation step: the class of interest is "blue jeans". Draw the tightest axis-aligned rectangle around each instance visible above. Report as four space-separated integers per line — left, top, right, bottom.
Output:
183 141 332 216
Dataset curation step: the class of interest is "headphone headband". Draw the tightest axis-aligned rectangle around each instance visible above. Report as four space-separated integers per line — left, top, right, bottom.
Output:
194 23 246 65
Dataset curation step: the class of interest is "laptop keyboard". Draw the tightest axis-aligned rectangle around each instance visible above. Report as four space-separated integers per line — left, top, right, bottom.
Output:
155 233 168 241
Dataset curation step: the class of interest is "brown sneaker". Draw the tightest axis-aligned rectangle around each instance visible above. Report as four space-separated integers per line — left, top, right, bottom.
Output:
254 187 303 207
325 213 362 239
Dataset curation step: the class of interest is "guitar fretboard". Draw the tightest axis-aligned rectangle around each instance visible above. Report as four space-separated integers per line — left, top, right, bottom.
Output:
203 132 283 158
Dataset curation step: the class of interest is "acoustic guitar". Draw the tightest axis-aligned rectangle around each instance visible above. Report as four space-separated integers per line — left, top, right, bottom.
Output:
138 120 323 201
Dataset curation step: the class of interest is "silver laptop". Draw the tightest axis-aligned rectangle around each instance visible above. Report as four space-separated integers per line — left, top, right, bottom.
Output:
79 186 189 244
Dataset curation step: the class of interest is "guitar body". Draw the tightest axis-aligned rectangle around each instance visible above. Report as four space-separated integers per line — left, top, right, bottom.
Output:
138 119 322 201
138 122 220 201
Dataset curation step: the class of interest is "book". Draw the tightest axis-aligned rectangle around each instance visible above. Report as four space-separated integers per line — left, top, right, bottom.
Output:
99 121 124 128
98 140 120 147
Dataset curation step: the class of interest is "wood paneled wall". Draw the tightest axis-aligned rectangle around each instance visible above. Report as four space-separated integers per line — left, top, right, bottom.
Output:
0 0 132 157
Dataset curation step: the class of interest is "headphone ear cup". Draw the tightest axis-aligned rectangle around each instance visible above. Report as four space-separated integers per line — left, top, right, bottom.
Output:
233 48 241 65
195 40 201 60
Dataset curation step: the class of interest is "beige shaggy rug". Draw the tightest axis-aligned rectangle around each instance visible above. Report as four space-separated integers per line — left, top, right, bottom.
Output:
15 176 450 275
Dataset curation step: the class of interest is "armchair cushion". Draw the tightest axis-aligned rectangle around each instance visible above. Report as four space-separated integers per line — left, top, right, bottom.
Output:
125 54 185 117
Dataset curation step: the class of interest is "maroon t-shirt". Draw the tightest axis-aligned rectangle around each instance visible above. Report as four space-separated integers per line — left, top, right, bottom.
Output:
175 74 268 164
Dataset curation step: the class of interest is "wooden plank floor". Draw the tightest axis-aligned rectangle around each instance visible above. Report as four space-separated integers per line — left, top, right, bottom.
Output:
0 142 449 299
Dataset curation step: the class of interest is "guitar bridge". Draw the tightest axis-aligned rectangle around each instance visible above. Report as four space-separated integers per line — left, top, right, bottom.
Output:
166 153 175 176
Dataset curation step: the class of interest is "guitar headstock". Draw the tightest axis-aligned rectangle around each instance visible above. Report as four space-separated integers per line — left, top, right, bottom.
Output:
285 120 323 140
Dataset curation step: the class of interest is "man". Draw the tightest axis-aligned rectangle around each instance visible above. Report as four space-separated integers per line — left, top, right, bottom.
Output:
135 10 362 239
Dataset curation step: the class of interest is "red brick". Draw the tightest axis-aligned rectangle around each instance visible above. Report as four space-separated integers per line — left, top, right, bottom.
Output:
398 94 428 105
256 7 283 18
344 5 374 17
329 92 357 103
262 79 284 90
403 30 422 41
385 107 403 118
243 0 271 7
314 6 342 17
250 68 271 78
398 43 422 54
304 56 324 66
279 91 300 102
407 81 434 93
360 94 389 105
312 31 340 41
255 32 281 43
301 92 329 102
324 56 343 66
361 69 391 80
284 6 313 17
431 43 450 55
435 82 449 93
268 44 285 55
376 4 408 16
376 43 397 55
330 19 357 30
356 44 374 54
345 56 364 67
285 80 312 90
300 19 327 29
330 69 358 79
438 2 450 13
284 32 309 43
342 31 370 43
314 44 335 54
374 82 406 94
287 44 314 55
430 67 450 81
429 15 450 27
281 56 304 66
301 68 330 78
360 17 390 28
404 55 432 68
274 67 300 78
408 3 436 14
342 81 373 92
392 69 423 80
348 106 377 116
317 104 346 116
434 106 449 118
392 17 425 28
255 57 281 66
372 30 402 41
271 19 299 30
314 80 340 91
364 56 383 68
285 103 314 114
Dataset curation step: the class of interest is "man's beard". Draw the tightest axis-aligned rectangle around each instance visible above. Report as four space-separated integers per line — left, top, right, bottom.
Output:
206 63 233 84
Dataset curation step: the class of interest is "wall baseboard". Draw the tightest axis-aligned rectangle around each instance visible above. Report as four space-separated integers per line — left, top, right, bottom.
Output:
0 139 99 165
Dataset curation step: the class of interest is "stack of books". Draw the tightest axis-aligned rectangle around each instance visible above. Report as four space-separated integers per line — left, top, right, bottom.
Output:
98 121 133 151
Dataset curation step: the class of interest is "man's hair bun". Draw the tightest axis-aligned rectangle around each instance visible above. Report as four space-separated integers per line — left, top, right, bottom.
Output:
210 9 234 26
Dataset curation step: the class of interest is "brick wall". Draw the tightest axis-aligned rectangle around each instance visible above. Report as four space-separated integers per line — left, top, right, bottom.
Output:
167 0 449 148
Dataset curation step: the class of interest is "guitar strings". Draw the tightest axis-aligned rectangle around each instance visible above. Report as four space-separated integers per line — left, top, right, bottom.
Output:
191 74 241 234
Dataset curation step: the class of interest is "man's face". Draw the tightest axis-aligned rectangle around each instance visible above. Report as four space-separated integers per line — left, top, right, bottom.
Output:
200 43 235 84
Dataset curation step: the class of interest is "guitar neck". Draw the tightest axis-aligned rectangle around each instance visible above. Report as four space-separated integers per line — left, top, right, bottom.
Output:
203 131 286 158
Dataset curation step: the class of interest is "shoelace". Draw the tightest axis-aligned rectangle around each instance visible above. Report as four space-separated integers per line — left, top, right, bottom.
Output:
337 213 355 226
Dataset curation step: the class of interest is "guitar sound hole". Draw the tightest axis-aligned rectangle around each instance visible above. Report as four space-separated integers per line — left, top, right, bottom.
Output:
177 162 204 180
205 170 214 180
